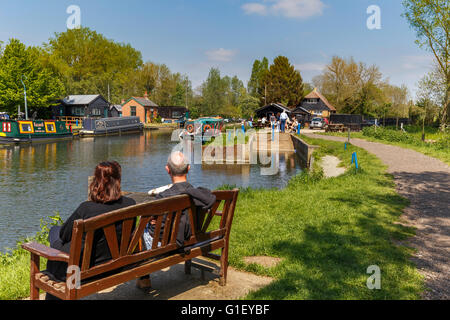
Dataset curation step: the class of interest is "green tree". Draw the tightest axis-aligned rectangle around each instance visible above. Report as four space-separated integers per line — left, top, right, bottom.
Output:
200 68 227 116
44 27 142 103
0 39 64 117
248 57 269 103
239 88 260 119
402 0 450 128
313 56 386 116
265 56 304 107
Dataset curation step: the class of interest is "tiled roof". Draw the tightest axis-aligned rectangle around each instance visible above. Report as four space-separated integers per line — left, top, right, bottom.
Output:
129 97 158 107
62 95 102 105
304 88 336 111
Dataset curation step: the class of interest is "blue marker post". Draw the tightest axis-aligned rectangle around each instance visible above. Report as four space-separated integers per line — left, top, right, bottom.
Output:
351 152 359 171
344 142 347 150
76 119 78 127
297 123 301 135
241 124 246 134
272 124 275 141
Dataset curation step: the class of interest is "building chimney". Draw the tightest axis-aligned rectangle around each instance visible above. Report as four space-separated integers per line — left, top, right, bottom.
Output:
121 99 125 105
144 91 148 99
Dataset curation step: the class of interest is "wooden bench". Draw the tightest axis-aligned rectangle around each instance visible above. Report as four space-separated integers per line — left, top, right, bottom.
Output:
21 189 239 300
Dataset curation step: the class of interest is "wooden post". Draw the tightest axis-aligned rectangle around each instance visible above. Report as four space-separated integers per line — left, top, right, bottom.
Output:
30 254 40 300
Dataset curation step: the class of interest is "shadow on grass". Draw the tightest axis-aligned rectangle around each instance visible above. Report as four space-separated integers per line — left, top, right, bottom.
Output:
246 217 421 300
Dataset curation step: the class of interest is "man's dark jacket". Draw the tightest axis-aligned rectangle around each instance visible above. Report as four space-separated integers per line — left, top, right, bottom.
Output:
148 182 216 247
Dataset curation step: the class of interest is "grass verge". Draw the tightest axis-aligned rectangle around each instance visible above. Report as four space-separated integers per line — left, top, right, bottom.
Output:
222 135 424 299
318 126 450 165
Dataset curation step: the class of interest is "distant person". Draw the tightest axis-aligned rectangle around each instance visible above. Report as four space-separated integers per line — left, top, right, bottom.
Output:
270 113 276 129
44 161 136 300
261 116 267 126
280 110 288 133
137 151 216 289
290 118 299 133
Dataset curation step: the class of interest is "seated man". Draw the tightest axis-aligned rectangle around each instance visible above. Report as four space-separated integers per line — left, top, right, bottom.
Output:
137 151 216 289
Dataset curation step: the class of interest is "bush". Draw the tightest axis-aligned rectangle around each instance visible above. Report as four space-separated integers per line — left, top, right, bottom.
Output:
362 127 419 144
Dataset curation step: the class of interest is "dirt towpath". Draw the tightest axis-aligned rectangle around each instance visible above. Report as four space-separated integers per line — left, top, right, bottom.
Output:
304 133 450 300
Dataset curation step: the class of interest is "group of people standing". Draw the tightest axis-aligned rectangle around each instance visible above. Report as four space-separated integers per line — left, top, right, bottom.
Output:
260 111 300 133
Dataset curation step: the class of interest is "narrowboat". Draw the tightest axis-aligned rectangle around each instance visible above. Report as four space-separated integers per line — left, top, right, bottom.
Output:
79 116 144 137
0 119 73 144
180 117 224 142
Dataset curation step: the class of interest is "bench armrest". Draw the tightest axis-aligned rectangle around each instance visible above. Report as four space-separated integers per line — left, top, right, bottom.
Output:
21 242 70 263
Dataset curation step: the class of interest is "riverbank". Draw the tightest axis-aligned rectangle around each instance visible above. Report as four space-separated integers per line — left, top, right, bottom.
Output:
0 136 424 300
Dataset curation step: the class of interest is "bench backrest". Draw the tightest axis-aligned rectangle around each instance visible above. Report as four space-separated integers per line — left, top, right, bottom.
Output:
67 189 239 282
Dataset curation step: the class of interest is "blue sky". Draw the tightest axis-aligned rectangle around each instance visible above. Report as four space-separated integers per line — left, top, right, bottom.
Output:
0 0 434 98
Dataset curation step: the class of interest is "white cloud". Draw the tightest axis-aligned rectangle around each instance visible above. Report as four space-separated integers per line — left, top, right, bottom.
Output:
205 48 238 62
242 0 326 19
295 62 325 72
242 3 268 15
401 55 434 70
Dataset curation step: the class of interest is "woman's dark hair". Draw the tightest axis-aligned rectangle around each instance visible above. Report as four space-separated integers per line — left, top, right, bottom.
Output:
89 161 122 204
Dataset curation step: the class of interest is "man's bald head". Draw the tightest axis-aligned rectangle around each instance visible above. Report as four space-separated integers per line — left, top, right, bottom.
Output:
166 151 190 177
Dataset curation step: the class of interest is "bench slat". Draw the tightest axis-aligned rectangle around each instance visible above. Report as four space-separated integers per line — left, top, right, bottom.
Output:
103 224 120 260
120 219 135 256
81 231 94 271
127 216 151 255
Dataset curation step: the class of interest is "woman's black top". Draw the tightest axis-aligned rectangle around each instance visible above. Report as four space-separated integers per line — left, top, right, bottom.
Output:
49 196 136 278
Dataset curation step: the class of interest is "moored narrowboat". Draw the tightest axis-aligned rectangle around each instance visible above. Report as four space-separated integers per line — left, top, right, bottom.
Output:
79 116 143 137
180 117 224 142
0 119 73 144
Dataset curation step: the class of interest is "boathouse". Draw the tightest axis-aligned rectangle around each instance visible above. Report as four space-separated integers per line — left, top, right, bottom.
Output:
295 88 336 118
52 95 111 119
255 103 292 119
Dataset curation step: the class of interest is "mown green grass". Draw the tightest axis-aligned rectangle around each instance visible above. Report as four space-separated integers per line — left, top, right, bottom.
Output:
0 137 424 300
221 136 424 299
319 126 450 165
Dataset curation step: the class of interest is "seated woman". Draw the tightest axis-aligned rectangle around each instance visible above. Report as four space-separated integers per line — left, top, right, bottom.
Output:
44 161 136 299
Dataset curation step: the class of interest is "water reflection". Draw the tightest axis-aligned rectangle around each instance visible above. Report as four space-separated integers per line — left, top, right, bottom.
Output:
0 130 302 251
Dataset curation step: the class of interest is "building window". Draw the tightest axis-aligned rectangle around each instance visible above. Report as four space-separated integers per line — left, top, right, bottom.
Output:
130 106 136 117
72 107 85 116
92 108 101 116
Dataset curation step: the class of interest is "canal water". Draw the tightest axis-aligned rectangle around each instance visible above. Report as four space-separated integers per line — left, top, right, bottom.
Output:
0 130 302 252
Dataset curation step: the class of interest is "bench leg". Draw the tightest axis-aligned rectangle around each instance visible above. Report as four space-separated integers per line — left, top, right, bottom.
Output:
30 254 40 300
136 276 152 289
185 260 192 275
219 248 229 286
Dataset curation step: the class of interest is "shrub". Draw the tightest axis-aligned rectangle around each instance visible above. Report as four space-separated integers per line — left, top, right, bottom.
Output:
362 127 419 144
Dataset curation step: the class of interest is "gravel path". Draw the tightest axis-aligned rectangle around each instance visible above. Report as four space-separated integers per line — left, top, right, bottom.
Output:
305 133 450 300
